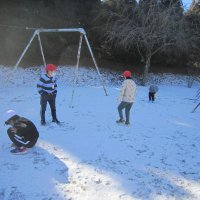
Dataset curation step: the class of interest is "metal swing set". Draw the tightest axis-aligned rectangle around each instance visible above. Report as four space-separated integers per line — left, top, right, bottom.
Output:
192 88 200 113
14 28 108 106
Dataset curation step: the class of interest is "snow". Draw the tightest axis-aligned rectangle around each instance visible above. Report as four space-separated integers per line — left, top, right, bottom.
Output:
0 66 200 200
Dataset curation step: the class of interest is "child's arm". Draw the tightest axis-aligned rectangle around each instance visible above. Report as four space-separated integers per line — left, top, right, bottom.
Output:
118 81 126 102
37 76 44 94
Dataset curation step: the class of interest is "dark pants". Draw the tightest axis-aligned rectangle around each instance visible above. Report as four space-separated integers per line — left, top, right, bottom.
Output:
40 93 57 122
149 92 155 102
118 101 133 123
7 128 38 148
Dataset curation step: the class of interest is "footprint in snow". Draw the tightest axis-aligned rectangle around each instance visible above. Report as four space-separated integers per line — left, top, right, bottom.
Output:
8 187 26 200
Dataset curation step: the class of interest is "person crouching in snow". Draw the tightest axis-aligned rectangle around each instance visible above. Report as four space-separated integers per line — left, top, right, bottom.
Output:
37 64 60 125
116 70 137 125
4 110 39 154
149 85 158 102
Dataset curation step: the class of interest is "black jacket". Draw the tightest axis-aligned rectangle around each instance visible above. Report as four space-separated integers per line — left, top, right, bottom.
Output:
5 115 39 142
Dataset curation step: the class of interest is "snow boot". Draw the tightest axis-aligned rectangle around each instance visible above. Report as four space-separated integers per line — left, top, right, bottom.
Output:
52 118 60 124
125 121 130 126
51 109 60 124
116 119 125 124
41 120 46 125
10 146 28 154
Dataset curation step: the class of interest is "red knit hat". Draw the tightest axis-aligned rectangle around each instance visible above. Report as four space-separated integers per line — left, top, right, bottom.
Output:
123 70 132 78
45 64 57 71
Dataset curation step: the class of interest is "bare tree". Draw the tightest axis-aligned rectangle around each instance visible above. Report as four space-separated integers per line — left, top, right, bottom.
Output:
190 0 200 11
186 5 200 87
100 0 188 85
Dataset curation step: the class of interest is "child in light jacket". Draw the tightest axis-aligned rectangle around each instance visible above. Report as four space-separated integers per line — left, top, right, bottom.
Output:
117 70 137 125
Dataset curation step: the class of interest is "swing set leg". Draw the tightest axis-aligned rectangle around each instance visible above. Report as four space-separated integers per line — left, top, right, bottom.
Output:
192 102 200 113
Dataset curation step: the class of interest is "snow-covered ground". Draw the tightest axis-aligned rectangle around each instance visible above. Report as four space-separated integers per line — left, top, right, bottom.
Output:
0 66 200 200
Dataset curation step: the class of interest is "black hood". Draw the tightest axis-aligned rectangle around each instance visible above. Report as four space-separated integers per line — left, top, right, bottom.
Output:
5 115 20 125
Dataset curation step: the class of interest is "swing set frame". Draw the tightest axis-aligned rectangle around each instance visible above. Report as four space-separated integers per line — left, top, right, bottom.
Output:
14 28 108 106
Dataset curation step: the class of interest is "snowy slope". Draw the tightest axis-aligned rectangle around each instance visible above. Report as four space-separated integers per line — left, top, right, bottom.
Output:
0 66 200 200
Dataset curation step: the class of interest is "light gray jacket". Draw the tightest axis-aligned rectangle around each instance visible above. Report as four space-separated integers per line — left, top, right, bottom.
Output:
118 79 137 103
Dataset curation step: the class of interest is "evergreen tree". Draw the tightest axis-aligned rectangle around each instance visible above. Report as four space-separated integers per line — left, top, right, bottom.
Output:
103 0 137 7
186 0 200 75
160 0 183 7
160 0 183 14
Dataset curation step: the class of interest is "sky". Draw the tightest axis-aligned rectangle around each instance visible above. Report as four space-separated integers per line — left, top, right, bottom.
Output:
101 0 193 10
182 0 193 9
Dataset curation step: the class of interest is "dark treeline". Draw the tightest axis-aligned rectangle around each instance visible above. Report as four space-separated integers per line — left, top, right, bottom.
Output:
0 0 199 82
0 0 101 66
95 0 200 84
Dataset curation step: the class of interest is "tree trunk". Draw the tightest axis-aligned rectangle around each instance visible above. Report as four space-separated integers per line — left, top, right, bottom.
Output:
142 55 151 86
